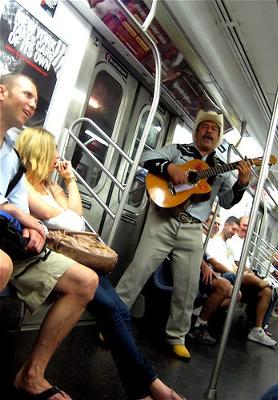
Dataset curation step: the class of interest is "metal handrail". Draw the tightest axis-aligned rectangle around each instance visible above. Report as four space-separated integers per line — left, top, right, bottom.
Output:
62 1 161 246
68 119 126 192
107 0 161 246
142 0 158 30
251 232 277 254
73 168 115 219
225 141 276 269
202 202 220 253
205 84 278 399
226 141 278 207
70 117 134 164
249 233 278 277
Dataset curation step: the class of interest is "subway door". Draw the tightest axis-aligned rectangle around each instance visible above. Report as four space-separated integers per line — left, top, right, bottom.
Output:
64 46 138 233
108 91 170 285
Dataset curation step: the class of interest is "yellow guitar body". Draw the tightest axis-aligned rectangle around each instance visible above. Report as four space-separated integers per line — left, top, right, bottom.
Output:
145 159 212 208
145 155 276 208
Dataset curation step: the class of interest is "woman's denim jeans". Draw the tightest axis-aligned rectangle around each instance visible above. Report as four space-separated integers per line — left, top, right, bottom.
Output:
87 275 157 399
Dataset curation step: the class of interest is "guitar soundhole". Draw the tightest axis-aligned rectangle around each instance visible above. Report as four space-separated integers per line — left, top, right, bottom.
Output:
188 170 199 183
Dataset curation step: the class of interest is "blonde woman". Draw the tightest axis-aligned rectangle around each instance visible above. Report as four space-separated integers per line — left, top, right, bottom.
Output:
16 126 186 400
16 127 84 232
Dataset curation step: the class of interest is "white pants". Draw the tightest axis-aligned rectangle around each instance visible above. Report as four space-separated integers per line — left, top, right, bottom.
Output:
116 203 203 344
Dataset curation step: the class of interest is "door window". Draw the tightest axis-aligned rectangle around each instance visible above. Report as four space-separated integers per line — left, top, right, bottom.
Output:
72 70 123 189
131 111 161 159
127 111 162 207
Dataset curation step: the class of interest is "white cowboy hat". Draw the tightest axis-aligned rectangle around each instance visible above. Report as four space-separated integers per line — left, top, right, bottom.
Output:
193 110 224 146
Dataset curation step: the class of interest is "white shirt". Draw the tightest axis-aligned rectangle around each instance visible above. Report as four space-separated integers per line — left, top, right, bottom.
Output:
206 235 236 272
0 134 29 213
39 190 85 232
227 234 251 269
7 127 21 144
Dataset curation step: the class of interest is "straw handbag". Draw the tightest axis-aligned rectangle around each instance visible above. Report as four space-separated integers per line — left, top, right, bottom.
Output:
46 230 118 273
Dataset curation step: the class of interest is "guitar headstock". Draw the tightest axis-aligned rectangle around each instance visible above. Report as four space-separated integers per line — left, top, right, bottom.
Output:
251 154 277 167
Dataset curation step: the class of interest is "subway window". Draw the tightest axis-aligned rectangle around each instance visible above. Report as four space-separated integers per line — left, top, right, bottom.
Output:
127 111 162 208
72 70 123 189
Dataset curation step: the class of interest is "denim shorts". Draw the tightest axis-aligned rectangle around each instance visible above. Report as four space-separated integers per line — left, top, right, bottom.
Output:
222 272 236 285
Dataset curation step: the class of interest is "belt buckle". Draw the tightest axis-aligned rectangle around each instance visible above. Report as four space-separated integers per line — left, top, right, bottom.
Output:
177 211 192 223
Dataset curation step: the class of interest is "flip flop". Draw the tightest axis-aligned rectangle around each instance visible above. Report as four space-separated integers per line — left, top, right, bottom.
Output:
11 385 67 399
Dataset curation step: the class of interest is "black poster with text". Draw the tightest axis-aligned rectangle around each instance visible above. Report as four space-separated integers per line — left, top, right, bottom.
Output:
0 0 67 125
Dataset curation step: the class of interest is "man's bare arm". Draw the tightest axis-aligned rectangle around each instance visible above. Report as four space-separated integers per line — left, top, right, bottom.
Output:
207 257 235 274
0 203 46 239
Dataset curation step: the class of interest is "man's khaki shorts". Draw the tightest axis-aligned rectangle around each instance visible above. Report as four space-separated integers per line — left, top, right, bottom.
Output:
11 250 74 313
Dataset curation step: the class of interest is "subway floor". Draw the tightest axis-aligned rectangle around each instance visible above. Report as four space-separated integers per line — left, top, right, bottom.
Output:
0 307 277 400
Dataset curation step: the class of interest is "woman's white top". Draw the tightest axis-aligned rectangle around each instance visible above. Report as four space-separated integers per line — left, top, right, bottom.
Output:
40 190 85 231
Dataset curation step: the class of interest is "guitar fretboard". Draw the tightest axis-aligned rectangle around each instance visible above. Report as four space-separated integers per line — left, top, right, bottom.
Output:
197 159 253 180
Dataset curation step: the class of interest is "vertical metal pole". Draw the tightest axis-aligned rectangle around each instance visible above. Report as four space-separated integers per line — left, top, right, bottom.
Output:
203 202 220 253
205 84 278 399
107 0 161 246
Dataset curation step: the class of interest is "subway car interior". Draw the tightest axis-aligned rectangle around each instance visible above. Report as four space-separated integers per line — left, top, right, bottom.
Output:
0 0 278 399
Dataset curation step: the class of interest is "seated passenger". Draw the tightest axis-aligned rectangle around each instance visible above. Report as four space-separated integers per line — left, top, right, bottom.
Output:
190 215 237 345
271 252 278 278
226 216 251 270
0 250 13 291
261 251 278 280
227 217 278 324
0 72 99 400
269 252 278 319
206 216 276 348
16 126 186 400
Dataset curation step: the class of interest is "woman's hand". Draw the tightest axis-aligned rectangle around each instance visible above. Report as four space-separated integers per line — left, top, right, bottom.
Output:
55 159 74 180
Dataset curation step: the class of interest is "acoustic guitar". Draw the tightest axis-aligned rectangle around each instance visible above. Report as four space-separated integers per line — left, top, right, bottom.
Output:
145 155 277 208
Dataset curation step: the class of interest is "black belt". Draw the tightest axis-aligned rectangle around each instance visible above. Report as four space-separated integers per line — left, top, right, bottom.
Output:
155 206 201 224
173 210 201 224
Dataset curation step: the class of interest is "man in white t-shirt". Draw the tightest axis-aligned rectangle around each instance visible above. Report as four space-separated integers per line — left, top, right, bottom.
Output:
227 216 251 270
206 216 239 273
190 215 235 345
206 216 276 348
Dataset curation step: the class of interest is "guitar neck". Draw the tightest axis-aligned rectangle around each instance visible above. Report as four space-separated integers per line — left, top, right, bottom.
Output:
198 159 253 180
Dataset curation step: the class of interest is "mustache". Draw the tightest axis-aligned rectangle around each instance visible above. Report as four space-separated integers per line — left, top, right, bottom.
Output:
202 132 213 140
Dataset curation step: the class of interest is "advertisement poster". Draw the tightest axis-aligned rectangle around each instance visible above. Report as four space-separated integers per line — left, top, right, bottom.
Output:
87 0 231 130
40 0 59 18
0 0 67 124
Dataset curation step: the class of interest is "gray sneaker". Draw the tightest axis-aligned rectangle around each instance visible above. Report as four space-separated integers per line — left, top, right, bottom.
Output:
247 328 277 347
190 325 216 345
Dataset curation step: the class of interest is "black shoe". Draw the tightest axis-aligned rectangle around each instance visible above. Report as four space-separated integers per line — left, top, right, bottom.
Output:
189 325 216 345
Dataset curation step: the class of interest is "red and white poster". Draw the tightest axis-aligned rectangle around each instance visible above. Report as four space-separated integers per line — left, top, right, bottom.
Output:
87 0 231 130
0 0 67 124
40 0 59 18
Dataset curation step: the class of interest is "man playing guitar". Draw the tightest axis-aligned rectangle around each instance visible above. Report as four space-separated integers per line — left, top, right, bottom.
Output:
116 109 252 360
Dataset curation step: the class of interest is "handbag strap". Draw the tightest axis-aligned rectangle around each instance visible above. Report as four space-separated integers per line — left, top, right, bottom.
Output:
5 149 27 197
46 234 63 251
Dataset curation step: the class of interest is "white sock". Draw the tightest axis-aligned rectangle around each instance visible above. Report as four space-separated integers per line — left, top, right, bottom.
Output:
252 327 262 333
195 317 207 328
